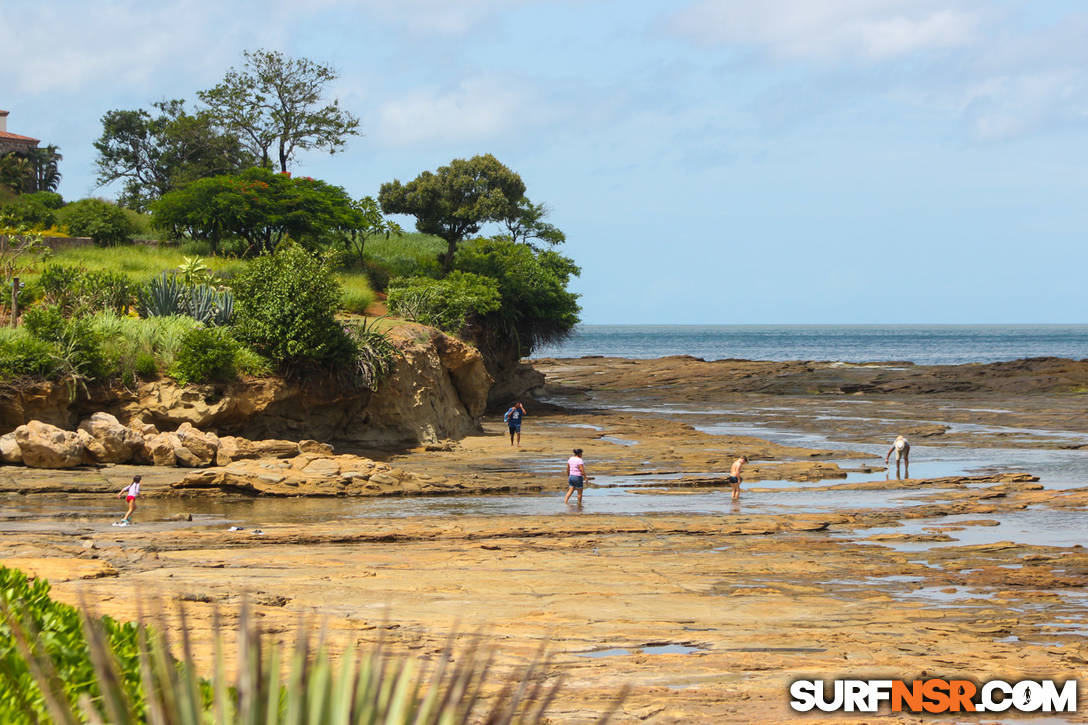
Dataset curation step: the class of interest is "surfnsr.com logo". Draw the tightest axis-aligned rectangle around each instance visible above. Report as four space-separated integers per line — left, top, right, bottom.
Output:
789 678 1078 714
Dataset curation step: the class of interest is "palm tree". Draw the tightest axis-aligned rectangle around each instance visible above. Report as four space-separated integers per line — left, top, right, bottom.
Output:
29 145 62 192
0 154 33 194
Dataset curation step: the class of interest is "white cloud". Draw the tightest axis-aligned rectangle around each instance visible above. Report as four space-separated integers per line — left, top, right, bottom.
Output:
961 70 1088 141
374 76 555 146
339 0 528 36
0 0 289 94
669 0 978 63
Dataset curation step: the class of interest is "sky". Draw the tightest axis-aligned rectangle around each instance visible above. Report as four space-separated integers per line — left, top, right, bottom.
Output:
3 0 1087 324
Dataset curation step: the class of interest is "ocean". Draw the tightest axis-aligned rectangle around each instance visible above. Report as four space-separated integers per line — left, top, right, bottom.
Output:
532 325 1088 366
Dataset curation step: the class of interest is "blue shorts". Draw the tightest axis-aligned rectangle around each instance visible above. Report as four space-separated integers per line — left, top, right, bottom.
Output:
568 475 584 488
508 423 521 433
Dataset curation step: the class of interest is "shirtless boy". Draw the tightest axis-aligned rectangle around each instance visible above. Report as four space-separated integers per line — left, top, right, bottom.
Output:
726 456 748 500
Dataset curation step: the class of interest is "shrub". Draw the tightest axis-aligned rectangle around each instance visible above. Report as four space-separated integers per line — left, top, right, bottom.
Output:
343 318 399 390
0 328 58 380
172 326 238 383
21 304 65 340
135 351 158 378
232 244 356 374
88 312 198 382
0 192 61 229
233 346 273 377
0 566 143 723
40 263 137 315
56 198 137 246
387 271 501 335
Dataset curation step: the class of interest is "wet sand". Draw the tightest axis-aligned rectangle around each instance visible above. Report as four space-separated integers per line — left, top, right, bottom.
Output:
2 356 1087 722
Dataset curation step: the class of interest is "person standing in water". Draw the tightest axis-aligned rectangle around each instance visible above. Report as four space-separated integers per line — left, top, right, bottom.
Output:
885 435 910 479
115 474 141 526
504 401 526 447
726 456 748 501
565 448 587 505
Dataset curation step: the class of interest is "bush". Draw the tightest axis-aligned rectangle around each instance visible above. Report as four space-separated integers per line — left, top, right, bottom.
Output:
0 566 142 723
21 304 65 340
233 346 273 377
0 328 58 380
56 198 137 246
88 312 198 383
172 326 238 383
387 271 501 334
40 263 137 315
343 318 398 390
0 192 62 229
232 244 356 374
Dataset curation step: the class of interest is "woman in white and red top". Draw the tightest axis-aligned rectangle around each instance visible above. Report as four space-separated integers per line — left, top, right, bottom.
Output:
564 448 587 505
116 475 141 525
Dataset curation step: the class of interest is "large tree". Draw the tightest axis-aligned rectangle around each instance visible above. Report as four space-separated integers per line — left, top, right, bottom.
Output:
198 49 360 173
94 100 254 210
378 154 527 273
151 167 359 256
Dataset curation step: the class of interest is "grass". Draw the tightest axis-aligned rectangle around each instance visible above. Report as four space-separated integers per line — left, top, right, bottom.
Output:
360 232 445 280
34 244 249 283
338 272 377 314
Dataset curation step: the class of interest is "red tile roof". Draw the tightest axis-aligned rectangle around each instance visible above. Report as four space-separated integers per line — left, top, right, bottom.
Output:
0 131 39 144
0 110 9 116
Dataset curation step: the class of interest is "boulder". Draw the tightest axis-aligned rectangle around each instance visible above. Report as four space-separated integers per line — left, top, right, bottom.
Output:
77 412 143 463
145 432 181 467
14 420 84 469
216 436 300 465
175 422 218 466
0 432 23 464
174 446 202 468
298 439 334 455
75 428 107 465
130 420 159 436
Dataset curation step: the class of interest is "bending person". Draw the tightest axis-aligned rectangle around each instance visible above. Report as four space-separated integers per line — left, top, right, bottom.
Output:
884 435 910 479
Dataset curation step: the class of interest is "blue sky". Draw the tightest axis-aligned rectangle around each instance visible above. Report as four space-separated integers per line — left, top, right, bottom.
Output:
3 0 1086 324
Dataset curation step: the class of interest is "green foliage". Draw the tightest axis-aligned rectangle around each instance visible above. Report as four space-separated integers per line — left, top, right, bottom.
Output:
0 328 59 379
232 244 356 373
4 578 612 725
39 263 137 315
88 312 199 382
379 154 527 272
94 99 256 211
21 304 66 340
0 566 143 724
140 271 183 316
172 325 238 383
56 198 138 246
176 255 210 286
39 243 247 282
233 346 273 377
0 191 62 229
358 232 444 288
151 167 360 256
343 318 399 390
337 272 376 314
387 272 501 335
198 49 360 172
454 237 581 357
339 195 403 268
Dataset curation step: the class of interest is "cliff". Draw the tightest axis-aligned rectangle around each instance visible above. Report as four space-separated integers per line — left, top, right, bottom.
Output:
0 323 491 448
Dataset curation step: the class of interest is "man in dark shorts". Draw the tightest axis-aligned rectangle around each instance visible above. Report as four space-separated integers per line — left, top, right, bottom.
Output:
504 401 526 447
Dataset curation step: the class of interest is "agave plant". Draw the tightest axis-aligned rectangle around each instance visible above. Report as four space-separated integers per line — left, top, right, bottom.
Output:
212 288 234 326
140 272 183 317
184 284 216 324
3 591 624 724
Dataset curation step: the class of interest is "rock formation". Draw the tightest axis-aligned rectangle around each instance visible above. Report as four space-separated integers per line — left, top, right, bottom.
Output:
0 324 491 447
13 420 84 468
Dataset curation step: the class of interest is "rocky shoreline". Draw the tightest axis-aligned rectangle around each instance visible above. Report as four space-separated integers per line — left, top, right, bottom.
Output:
2 355 1087 722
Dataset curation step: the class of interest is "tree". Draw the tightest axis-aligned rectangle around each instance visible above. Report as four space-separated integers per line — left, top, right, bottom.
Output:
26 146 62 193
502 198 565 248
453 237 580 395
339 196 402 268
0 155 33 195
379 154 527 273
94 100 255 210
198 49 360 173
151 167 359 255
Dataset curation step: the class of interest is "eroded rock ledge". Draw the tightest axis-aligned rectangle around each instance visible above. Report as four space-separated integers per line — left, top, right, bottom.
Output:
0 324 491 447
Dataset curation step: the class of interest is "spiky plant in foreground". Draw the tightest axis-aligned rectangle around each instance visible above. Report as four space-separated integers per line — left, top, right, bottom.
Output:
4 592 625 724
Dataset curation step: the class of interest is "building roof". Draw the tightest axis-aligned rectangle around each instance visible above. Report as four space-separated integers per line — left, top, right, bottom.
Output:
0 131 39 144
0 110 9 117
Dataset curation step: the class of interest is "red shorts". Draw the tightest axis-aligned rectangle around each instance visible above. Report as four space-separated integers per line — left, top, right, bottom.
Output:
126 495 135 502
